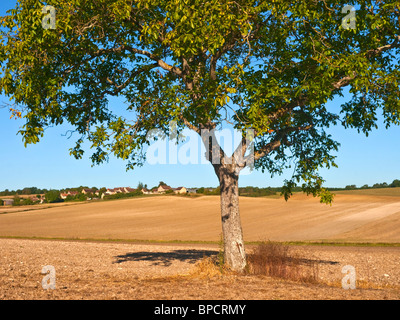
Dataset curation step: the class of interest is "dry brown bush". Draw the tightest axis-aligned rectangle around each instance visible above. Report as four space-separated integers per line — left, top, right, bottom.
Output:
246 241 319 283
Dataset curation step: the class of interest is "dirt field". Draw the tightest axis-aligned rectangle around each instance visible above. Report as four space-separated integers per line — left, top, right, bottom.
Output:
1 193 399 300
0 238 399 300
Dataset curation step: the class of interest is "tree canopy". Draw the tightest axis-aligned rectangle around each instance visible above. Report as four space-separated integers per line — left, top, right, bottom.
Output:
1 1 399 202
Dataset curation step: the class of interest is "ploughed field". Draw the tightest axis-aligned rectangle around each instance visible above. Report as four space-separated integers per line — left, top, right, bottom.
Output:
1 238 400 300
1 192 400 243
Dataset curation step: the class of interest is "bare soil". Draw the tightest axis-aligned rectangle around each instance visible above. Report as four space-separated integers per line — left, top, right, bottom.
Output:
1 238 399 300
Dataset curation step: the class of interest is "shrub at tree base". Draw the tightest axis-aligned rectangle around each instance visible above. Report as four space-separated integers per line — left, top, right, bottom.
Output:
246 242 319 283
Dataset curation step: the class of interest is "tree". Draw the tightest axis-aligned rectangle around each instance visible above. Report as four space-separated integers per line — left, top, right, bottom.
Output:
75 193 88 202
98 187 107 197
12 195 21 206
22 198 34 205
390 179 400 188
373 182 389 188
1 1 400 271
196 187 205 194
137 181 144 190
45 190 63 203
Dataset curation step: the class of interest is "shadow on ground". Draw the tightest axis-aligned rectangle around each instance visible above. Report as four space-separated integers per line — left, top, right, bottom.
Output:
113 249 218 266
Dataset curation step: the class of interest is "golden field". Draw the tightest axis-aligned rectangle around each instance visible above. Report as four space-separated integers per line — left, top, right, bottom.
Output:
0 190 400 243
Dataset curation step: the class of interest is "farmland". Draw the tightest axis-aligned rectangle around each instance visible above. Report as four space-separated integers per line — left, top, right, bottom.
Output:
1 190 400 300
1 191 400 243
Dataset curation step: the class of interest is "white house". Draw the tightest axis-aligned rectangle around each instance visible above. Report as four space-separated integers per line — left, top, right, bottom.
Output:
158 185 173 193
141 188 152 194
173 187 187 194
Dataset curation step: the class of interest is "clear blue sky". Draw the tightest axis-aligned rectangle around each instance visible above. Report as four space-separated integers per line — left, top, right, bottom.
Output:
0 1 399 191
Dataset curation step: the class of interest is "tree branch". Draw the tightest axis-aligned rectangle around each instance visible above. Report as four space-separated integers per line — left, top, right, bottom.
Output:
252 124 314 162
104 63 158 95
124 46 184 77
365 35 400 58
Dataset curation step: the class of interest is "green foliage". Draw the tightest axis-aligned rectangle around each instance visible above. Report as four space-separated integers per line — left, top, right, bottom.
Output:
0 187 47 196
137 181 144 190
196 187 205 194
103 190 142 200
64 195 75 202
45 190 63 203
12 195 21 206
0 199 3 206
64 193 87 202
1 0 399 205
372 182 389 188
196 187 220 195
390 179 400 188
239 187 276 197
21 198 34 205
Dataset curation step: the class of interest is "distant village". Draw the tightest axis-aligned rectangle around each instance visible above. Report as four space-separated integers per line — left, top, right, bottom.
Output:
61 184 195 199
0 183 213 206
3 178 400 206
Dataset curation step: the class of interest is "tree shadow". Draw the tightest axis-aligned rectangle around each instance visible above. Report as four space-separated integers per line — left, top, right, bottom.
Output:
113 249 218 267
296 257 339 265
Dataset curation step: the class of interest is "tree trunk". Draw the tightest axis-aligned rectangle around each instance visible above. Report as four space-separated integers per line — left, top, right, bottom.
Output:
215 164 247 272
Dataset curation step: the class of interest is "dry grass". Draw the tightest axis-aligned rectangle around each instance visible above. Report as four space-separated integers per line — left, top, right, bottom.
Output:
188 257 229 279
187 241 320 284
246 241 319 284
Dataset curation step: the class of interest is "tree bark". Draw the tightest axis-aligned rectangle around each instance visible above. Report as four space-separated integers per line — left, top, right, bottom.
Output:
214 164 247 272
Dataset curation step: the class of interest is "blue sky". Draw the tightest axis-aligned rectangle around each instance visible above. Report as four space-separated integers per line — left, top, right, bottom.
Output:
0 1 400 191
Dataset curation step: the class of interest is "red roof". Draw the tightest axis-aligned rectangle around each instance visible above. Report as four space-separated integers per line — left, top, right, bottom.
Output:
159 185 172 189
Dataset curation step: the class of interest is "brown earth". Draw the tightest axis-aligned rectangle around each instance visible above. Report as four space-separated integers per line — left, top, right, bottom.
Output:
0 238 399 300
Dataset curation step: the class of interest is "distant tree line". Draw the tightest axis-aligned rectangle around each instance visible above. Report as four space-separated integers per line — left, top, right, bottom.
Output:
196 187 221 195
0 187 48 196
238 187 277 197
2 179 400 203
339 179 400 191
